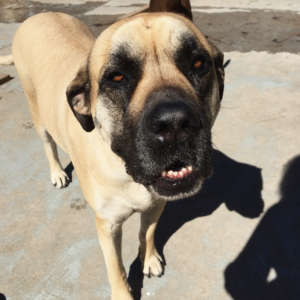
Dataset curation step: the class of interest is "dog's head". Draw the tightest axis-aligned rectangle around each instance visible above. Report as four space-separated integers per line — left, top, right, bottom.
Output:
66 13 224 200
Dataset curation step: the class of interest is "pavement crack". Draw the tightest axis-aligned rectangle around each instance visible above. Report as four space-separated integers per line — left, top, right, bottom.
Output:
254 116 285 124
42 290 66 300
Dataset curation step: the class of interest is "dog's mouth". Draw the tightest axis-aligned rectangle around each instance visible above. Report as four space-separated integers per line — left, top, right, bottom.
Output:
160 161 194 180
125 158 204 200
148 160 202 200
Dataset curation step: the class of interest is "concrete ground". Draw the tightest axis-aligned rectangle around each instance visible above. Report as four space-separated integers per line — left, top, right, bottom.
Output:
0 1 300 299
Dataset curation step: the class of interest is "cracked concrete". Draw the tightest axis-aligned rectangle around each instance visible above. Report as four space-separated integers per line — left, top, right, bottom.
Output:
0 1 300 300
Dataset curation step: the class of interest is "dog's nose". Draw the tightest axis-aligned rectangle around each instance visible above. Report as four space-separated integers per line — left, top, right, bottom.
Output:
147 102 201 145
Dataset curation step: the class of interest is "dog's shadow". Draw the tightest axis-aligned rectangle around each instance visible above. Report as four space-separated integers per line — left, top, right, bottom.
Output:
128 149 264 300
64 161 75 182
224 155 300 300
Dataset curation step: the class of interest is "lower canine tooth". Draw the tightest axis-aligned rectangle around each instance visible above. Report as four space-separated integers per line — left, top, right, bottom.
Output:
162 171 166 177
187 166 193 171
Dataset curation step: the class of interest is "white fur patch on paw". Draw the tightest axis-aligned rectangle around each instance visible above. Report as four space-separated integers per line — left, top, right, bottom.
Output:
141 249 164 278
51 169 70 189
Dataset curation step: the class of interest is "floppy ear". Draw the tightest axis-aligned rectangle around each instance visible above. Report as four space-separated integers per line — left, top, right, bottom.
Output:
207 40 225 101
66 63 95 132
149 0 193 21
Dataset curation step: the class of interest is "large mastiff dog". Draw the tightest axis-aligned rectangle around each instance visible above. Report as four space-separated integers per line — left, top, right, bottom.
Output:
4 2 224 299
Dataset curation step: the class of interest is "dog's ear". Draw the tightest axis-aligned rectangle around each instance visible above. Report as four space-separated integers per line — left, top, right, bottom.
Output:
208 40 225 101
149 0 193 21
66 63 95 132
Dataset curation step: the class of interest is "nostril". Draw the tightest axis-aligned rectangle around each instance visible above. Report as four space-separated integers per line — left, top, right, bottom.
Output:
153 122 169 135
182 120 192 131
181 119 201 131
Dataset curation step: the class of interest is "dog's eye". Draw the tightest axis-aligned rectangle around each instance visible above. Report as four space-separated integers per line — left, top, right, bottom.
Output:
191 57 208 75
109 72 125 82
194 60 202 68
112 74 124 82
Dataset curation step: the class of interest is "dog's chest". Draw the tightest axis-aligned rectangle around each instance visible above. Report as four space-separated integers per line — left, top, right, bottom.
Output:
92 181 155 224
125 181 155 212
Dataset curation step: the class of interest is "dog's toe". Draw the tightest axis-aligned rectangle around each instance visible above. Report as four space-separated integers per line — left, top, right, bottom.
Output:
51 169 70 189
142 250 164 278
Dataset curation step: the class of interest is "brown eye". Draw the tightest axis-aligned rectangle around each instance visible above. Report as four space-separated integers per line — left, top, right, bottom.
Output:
194 60 202 68
112 74 124 82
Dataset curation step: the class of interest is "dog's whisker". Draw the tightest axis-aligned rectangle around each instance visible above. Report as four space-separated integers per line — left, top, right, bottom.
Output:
212 132 221 139
212 142 220 151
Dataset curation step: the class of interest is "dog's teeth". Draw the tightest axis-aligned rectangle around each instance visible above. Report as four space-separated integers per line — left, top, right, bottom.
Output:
165 166 193 179
167 170 174 178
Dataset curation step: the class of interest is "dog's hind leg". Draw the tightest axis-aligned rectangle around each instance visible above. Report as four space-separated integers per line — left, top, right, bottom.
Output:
139 200 166 277
38 125 70 189
25 92 70 189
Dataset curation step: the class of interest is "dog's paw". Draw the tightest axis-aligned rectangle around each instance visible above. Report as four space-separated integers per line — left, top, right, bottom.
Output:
51 168 70 188
141 249 164 278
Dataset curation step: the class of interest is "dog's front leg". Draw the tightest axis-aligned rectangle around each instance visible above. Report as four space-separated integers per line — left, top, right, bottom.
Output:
96 217 133 300
139 200 166 277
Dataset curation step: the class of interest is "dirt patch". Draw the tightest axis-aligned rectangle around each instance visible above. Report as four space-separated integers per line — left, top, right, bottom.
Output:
0 0 108 23
194 10 300 53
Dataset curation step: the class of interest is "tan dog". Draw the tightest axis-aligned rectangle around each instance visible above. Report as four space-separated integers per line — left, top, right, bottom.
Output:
1 7 224 299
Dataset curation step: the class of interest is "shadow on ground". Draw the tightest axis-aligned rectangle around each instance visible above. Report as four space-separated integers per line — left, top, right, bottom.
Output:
225 155 300 300
128 149 264 299
64 161 75 182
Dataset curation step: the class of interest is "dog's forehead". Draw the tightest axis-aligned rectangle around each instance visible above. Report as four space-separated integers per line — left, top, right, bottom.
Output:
109 15 191 54
89 14 209 73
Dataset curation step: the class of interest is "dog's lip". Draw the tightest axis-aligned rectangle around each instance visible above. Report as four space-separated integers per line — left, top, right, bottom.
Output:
125 164 132 175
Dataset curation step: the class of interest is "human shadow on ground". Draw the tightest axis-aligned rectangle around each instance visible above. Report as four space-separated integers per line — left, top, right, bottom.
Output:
225 155 300 300
128 149 264 300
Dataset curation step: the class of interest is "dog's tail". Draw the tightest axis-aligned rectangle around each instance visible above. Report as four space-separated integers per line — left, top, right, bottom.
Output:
0 54 14 65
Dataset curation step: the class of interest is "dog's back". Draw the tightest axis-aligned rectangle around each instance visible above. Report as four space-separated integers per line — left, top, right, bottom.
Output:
12 13 95 152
